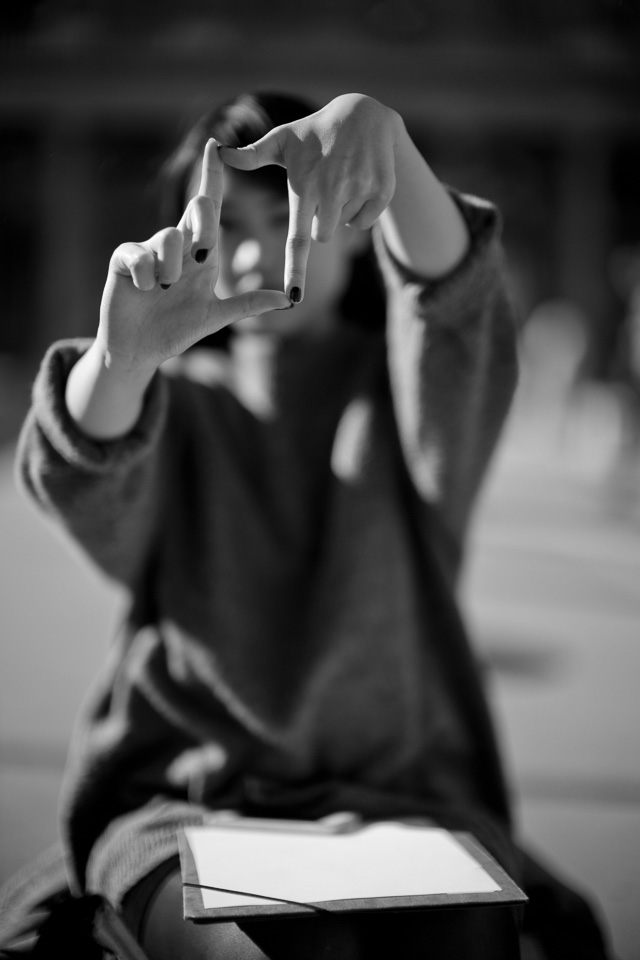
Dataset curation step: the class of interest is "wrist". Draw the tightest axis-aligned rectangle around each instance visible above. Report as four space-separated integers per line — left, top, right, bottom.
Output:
65 340 157 441
92 336 158 391
383 123 470 278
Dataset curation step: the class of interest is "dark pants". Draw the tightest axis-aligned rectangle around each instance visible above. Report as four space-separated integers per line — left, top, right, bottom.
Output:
123 860 522 960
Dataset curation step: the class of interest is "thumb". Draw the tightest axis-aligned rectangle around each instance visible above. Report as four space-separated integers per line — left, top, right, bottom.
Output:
214 289 293 327
218 128 284 172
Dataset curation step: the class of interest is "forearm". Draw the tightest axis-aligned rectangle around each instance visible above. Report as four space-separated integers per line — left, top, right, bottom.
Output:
380 189 518 543
65 339 157 440
17 339 166 585
380 118 469 279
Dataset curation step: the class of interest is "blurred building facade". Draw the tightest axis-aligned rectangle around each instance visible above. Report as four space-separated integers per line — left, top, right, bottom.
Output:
1 0 639 379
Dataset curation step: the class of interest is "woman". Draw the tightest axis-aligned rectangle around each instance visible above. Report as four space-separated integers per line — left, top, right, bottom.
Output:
5 91 612 959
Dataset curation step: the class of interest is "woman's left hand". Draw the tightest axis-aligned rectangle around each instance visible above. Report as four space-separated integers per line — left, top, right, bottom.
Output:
218 93 402 301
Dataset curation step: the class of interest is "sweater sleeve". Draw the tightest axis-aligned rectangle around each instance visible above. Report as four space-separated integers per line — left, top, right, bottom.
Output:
374 188 520 549
15 338 168 588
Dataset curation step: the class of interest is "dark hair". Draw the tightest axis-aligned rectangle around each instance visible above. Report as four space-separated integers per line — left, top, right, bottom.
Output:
159 91 386 345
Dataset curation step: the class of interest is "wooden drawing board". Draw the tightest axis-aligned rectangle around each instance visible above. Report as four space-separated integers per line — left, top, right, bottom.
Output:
179 819 527 923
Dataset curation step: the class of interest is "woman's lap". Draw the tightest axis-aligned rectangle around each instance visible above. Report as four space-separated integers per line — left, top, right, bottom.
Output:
123 861 522 960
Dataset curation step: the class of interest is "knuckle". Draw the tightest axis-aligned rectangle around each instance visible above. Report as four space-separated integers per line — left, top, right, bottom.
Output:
349 206 374 228
358 211 379 230
270 130 288 166
243 291 260 319
287 234 311 253
346 211 365 229
189 194 211 216
131 249 152 270
379 184 395 206
159 227 182 248
314 225 334 243
110 242 135 268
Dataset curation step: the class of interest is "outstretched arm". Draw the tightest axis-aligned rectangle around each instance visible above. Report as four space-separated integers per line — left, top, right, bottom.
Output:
218 94 517 544
379 115 469 278
66 139 290 440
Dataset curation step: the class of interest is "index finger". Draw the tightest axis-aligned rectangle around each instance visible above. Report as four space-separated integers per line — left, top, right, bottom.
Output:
198 138 224 223
284 185 315 302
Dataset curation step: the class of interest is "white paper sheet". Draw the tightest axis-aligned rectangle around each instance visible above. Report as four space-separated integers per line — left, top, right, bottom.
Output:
183 822 501 911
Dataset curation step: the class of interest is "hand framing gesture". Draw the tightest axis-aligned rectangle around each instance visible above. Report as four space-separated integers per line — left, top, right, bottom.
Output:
98 139 291 374
219 93 401 302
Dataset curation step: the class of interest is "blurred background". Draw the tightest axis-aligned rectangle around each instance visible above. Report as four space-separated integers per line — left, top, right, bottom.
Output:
1 1 640 957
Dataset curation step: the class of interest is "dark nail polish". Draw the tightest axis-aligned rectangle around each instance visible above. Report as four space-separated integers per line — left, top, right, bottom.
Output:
195 248 209 263
276 302 295 310
290 287 301 303
160 283 171 290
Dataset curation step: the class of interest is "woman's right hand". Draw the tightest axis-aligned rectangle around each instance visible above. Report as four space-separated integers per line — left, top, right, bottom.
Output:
65 140 290 440
97 138 291 376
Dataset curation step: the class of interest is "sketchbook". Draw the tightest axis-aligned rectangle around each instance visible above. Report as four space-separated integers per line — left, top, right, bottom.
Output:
178 816 527 922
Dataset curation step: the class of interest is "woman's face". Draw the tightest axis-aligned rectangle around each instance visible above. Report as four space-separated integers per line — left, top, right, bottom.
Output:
189 164 362 336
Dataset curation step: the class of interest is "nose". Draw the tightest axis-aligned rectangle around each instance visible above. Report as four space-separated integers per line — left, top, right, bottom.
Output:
232 239 262 275
230 237 282 293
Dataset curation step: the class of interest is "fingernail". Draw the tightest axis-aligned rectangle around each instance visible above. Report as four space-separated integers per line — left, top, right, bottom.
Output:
194 248 209 263
276 302 295 310
160 283 171 290
290 287 301 303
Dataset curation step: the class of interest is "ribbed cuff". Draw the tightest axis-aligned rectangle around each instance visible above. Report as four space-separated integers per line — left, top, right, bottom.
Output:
29 339 167 475
373 187 505 321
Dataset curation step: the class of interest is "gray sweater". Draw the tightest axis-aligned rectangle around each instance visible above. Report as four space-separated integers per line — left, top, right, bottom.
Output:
17 190 519 906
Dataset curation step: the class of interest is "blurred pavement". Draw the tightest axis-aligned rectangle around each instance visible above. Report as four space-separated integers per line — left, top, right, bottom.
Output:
462 378 640 960
1 361 640 958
